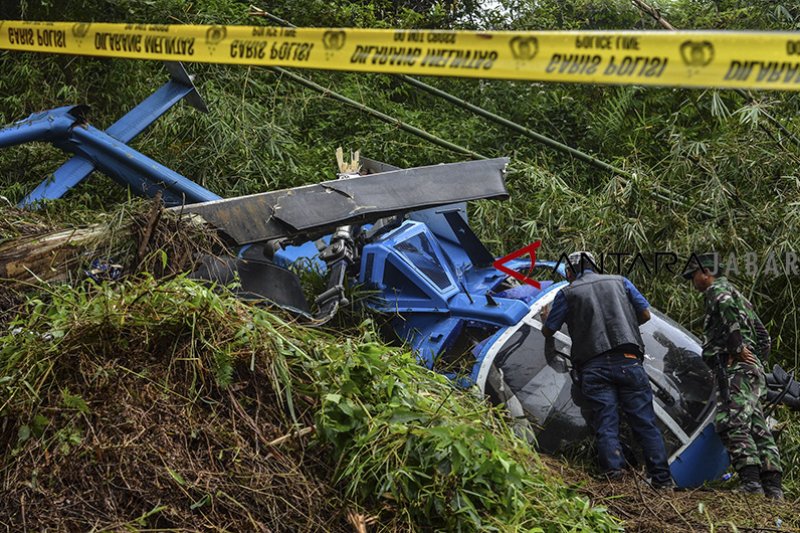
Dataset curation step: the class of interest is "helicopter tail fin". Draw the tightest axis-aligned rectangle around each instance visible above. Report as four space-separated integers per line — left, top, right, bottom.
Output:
19 62 206 207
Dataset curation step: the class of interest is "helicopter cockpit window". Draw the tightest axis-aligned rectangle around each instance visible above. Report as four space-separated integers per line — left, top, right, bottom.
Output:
484 315 587 453
396 232 454 291
640 310 714 435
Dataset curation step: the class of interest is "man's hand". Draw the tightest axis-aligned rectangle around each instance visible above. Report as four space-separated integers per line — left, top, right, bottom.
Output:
540 304 555 337
540 304 550 323
728 345 758 366
739 345 758 365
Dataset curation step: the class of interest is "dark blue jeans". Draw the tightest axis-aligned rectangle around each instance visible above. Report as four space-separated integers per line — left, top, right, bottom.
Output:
580 353 672 484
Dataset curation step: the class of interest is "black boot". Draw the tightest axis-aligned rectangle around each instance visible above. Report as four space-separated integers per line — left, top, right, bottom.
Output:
737 465 764 495
761 471 784 501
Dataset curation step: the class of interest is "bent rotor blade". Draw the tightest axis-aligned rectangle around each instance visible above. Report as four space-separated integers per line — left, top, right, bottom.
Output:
173 158 509 245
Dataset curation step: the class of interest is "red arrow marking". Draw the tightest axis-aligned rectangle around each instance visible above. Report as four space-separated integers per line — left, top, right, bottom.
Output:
493 240 541 289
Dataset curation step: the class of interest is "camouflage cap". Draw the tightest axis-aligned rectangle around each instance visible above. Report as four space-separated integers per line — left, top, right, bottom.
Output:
682 253 718 280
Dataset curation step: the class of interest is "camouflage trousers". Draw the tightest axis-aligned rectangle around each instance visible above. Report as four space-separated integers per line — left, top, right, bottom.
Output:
714 362 782 473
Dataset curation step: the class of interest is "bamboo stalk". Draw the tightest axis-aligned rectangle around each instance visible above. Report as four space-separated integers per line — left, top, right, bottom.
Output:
631 0 800 148
398 74 623 174
251 8 709 214
630 0 675 30
253 6 485 159
268 66 488 160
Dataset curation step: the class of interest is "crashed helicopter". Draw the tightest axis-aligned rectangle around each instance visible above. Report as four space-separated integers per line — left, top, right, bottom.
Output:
1 63 797 489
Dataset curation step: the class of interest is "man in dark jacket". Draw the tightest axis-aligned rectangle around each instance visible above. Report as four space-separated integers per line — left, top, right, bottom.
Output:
541 251 673 489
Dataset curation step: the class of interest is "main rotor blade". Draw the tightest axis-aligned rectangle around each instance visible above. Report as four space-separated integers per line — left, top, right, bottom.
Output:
174 158 509 245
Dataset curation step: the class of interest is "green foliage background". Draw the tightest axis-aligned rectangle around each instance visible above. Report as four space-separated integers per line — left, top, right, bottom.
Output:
2 0 800 515
2 0 798 369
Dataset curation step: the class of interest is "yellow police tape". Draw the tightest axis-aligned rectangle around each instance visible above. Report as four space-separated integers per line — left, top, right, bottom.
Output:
3 20 800 90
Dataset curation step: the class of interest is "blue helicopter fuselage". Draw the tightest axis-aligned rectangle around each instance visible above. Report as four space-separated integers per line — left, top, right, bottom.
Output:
275 211 730 489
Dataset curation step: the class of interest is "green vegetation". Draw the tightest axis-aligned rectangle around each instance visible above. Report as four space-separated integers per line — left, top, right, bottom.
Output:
0 273 618 530
1 0 800 528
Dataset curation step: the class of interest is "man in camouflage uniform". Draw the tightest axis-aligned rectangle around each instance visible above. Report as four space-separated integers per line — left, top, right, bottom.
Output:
683 254 783 499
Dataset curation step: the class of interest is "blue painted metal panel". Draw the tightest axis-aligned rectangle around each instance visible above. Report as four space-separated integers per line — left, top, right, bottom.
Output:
361 221 460 313
447 293 529 326
273 238 328 271
394 314 464 368
360 222 566 357
20 156 96 207
0 107 76 148
436 236 475 278
57 125 220 205
105 80 195 143
670 422 730 488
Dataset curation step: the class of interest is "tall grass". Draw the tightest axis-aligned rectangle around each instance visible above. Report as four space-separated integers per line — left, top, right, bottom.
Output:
0 275 620 531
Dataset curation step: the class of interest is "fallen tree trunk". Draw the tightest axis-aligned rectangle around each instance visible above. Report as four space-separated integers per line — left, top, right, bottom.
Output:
0 224 108 284
0 200 224 289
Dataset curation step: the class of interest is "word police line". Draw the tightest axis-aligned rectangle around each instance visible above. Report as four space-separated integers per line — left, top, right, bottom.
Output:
5 21 800 89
